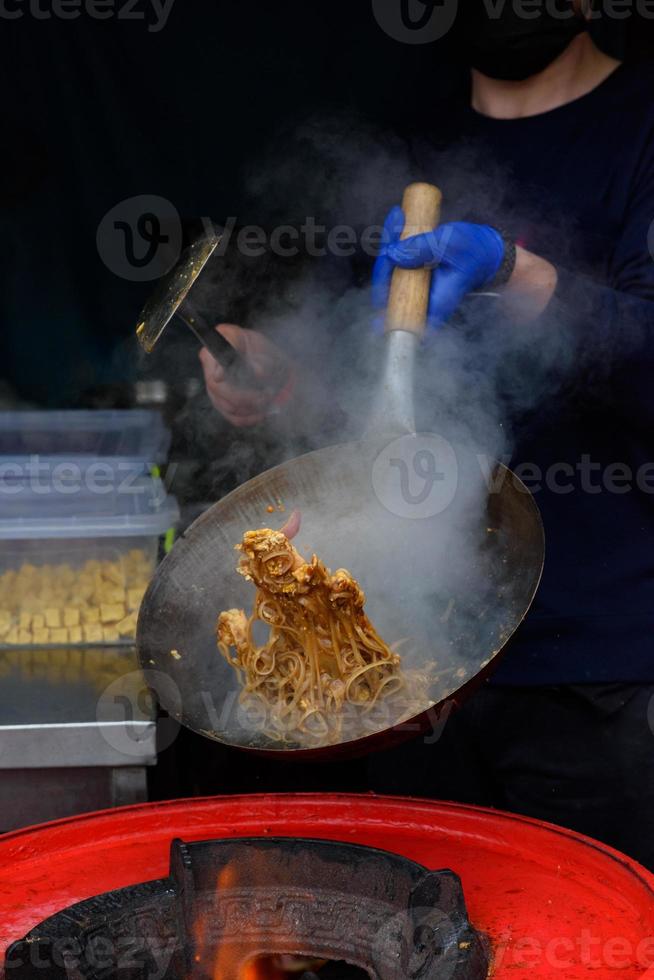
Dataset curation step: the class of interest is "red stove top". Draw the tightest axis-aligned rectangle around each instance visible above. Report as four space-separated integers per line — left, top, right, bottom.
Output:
1 794 653 978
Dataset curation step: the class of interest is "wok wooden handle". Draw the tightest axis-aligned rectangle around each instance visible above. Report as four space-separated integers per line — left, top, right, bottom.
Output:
385 182 442 336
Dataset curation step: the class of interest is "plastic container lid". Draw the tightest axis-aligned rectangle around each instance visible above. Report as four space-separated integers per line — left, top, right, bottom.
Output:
0 410 171 464
0 470 179 540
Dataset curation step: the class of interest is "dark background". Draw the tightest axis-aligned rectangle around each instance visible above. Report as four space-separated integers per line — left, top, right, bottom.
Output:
2 3 653 409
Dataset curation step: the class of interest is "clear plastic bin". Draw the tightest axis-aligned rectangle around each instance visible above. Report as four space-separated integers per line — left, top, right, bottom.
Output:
0 410 170 464
0 472 179 648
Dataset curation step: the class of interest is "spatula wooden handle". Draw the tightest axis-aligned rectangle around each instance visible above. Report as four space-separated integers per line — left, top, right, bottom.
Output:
385 182 442 336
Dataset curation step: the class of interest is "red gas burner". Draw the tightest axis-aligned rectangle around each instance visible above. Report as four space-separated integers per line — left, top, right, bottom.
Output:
1 794 653 979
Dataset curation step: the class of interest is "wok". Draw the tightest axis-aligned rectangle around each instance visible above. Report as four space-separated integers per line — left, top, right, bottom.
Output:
137 184 544 760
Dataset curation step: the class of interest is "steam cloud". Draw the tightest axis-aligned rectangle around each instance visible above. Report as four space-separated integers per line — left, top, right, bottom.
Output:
145 111 597 742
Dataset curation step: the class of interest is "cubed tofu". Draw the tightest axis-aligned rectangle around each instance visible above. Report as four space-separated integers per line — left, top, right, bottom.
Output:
81 606 100 625
33 628 50 644
50 628 69 644
17 629 32 645
100 585 126 606
44 608 62 629
127 587 146 610
100 603 125 624
18 611 32 630
63 607 80 628
102 626 120 642
115 612 137 637
0 610 12 636
69 625 83 644
22 597 42 614
83 624 103 643
32 614 46 631
102 562 126 587
5 627 19 644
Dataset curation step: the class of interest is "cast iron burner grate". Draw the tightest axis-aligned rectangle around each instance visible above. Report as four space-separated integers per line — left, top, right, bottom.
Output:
6 838 489 979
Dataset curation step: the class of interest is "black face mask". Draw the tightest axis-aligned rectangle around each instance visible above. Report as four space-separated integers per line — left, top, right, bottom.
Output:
458 3 587 81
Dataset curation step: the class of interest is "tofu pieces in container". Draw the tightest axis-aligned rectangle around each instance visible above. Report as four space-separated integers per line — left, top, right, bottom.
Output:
0 467 179 647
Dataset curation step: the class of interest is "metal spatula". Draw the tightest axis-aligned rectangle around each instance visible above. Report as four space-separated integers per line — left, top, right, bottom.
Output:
135 232 257 387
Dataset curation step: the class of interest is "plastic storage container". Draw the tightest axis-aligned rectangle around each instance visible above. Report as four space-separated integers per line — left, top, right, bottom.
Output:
0 410 170 468
0 470 179 648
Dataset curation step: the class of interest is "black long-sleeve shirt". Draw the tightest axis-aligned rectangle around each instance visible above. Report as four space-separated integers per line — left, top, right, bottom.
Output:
412 61 654 684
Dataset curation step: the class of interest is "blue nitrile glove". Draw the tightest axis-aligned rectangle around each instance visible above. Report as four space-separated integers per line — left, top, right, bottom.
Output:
372 207 506 336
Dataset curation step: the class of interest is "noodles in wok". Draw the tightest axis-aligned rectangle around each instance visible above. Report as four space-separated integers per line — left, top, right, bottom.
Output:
217 528 433 748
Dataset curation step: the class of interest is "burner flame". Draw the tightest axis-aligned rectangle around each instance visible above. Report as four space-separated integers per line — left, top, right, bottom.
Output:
191 856 325 980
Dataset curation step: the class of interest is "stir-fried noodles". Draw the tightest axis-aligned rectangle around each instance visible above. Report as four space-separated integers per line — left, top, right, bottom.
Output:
217 529 433 748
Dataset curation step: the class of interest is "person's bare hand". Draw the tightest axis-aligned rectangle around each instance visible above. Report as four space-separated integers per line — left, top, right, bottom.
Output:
199 324 291 428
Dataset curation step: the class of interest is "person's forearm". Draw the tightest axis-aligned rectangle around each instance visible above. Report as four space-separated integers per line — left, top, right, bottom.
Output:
503 254 654 356
499 258 654 427
547 266 653 361
500 246 558 321
499 248 654 365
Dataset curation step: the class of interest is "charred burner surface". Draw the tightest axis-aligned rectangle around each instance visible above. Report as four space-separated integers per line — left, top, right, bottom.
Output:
6 838 489 979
